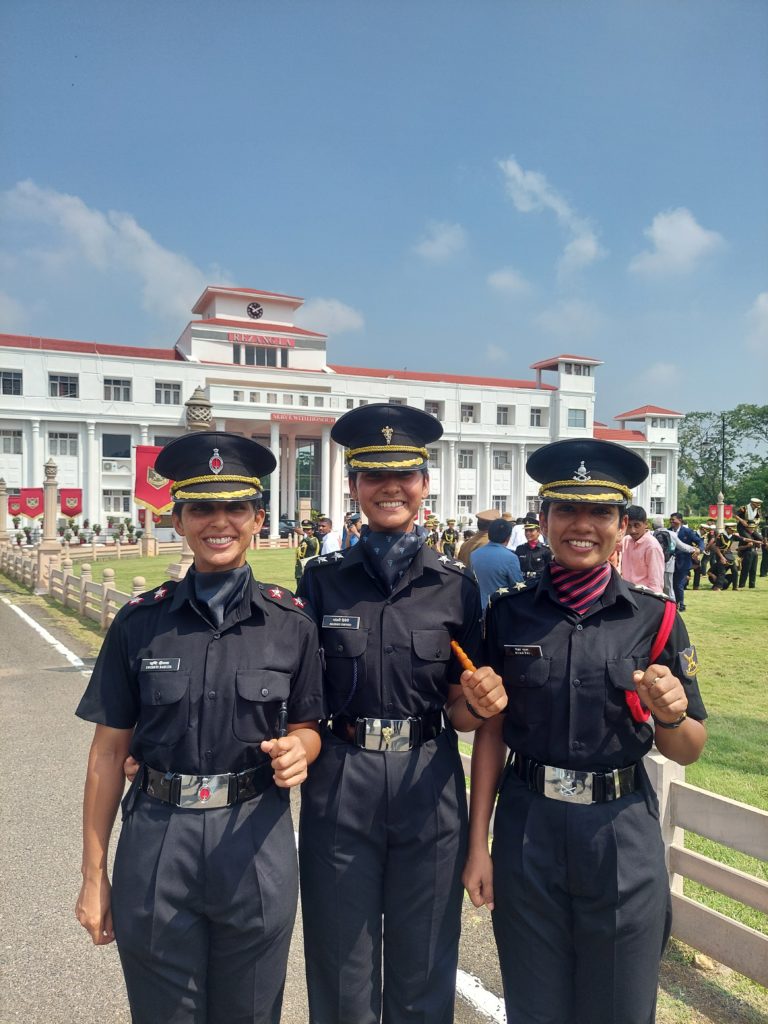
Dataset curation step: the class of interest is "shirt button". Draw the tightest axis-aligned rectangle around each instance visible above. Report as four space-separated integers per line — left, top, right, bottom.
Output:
572 678 581 687
261 687 270 697
384 645 394 654
435 649 442 658
154 690 161 702
571 740 583 751
204 750 213 760
575 624 584 631
519 673 527 682
336 644 344 652
208 690 216 699
213 633 221 640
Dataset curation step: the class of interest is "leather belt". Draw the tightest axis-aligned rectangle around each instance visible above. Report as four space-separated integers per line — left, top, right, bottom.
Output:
330 710 443 751
141 762 273 810
510 752 637 804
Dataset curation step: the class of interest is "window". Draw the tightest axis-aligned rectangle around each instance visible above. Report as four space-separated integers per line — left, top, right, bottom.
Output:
249 391 260 403
461 403 476 423
346 398 355 409
567 409 587 428
458 448 475 469
102 434 131 459
104 377 132 402
389 398 406 406
457 495 474 516
423 494 438 515
359 399 368 406
530 407 542 427
102 489 131 513
650 497 664 514
563 362 573 374
267 393 277 404
314 396 325 407
497 405 513 425
233 344 278 367
425 400 442 417
492 495 508 513
299 395 309 407
574 364 584 376
155 381 181 405
651 456 665 474
233 390 244 402
284 394 294 405
427 447 440 468
49 432 78 456
493 450 510 469
49 374 79 398
1 430 22 454
1 370 22 395
154 435 178 447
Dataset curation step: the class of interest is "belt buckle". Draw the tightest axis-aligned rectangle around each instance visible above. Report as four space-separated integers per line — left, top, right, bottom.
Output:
178 773 231 809
543 766 593 804
361 718 413 751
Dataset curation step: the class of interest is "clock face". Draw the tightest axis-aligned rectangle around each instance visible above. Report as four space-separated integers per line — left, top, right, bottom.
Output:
246 302 264 320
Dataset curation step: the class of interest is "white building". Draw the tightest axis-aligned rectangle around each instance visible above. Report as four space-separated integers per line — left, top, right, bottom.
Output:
0 284 681 536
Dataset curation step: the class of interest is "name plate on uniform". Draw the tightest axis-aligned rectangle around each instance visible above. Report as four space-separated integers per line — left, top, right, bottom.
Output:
322 615 361 630
140 658 181 672
504 645 543 658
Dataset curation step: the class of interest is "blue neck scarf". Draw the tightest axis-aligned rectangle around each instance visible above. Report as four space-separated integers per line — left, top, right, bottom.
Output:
360 523 427 592
188 563 251 628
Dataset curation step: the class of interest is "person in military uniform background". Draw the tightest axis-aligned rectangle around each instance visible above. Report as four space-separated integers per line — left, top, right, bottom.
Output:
457 507 501 568
463 438 707 1024
297 403 508 1024
295 518 321 582
441 517 460 558
514 519 552 580
424 513 442 550
76 432 324 1024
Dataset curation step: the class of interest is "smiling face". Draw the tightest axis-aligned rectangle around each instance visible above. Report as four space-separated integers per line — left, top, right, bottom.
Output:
540 501 627 571
172 500 263 573
348 470 429 532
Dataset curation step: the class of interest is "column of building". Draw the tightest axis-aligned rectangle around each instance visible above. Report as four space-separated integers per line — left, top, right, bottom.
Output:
269 422 281 539
86 421 100 525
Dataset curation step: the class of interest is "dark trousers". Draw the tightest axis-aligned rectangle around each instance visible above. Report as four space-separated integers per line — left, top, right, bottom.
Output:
672 563 690 607
761 543 768 576
739 549 758 589
299 728 467 1024
112 788 297 1024
491 770 671 1024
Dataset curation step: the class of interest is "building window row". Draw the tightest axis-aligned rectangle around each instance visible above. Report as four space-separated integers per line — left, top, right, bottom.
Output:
49 432 78 456
1 370 23 395
102 489 131 513
1 430 22 454
563 362 592 376
651 417 675 429
567 409 587 428
49 374 79 399
104 377 132 402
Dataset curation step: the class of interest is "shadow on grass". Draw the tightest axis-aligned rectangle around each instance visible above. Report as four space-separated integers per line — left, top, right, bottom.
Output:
659 940 768 1024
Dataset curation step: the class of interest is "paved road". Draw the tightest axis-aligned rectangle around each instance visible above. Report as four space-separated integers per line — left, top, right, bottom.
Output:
0 580 505 1023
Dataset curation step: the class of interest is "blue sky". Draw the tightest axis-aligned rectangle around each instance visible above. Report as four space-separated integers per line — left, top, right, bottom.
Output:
2 0 766 421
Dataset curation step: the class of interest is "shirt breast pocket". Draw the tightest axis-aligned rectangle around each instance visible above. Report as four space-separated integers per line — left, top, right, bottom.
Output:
233 669 292 742
605 657 649 724
502 655 551 725
321 627 368 712
411 629 452 701
137 671 191 746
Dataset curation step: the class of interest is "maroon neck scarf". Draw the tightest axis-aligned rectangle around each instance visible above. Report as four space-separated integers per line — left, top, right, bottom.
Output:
549 561 612 616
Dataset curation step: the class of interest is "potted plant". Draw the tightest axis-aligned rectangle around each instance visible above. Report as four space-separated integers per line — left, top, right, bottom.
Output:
12 515 20 530
92 523 102 537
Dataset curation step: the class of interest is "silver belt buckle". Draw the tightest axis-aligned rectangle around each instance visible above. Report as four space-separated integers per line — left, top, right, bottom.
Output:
543 766 594 804
361 718 413 751
178 773 231 809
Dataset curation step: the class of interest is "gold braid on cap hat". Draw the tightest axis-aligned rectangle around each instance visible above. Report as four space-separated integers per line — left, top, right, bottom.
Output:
538 478 633 502
170 474 262 500
345 444 429 470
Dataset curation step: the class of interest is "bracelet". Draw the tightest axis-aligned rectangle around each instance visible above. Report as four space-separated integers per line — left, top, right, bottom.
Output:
465 700 490 722
652 711 688 730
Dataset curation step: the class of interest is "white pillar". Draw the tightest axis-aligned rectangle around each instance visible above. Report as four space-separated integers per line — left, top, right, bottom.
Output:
320 427 331 519
269 421 281 540
140 424 149 445
483 441 492 511
516 443 527 513
286 432 297 520
447 439 456 519
330 437 344 528
86 422 100 525
30 420 42 486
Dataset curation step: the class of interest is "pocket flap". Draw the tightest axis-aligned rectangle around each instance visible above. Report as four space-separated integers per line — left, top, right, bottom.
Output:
411 629 452 662
502 655 549 687
139 671 190 706
236 669 291 702
321 627 368 658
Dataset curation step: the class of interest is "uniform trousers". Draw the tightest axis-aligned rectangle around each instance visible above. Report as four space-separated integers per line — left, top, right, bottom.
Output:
738 549 758 589
112 787 297 1024
299 728 468 1024
491 770 671 1024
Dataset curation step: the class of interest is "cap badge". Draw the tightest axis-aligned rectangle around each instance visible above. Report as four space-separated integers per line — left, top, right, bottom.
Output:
209 448 224 475
573 460 591 482
381 425 394 445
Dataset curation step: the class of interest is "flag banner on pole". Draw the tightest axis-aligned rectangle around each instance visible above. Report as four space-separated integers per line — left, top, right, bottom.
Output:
8 495 22 516
134 445 173 514
20 488 44 518
137 508 162 526
59 488 83 517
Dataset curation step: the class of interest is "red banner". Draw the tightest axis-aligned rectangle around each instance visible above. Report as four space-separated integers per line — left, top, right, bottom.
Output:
19 488 44 518
59 488 83 517
708 505 717 518
134 445 173 514
8 495 22 516
137 508 162 526
724 504 733 519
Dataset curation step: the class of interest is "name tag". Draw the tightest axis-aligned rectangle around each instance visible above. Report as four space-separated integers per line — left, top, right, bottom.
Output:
322 615 361 630
504 645 543 658
140 658 181 672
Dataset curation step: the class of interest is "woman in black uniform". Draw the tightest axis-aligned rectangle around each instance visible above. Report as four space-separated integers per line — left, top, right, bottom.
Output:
464 438 707 1024
297 403 507 1024
75 432 324 1024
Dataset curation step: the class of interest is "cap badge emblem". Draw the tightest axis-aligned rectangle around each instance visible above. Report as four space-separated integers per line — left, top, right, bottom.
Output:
573 461 591 482
381 426 394 445
209 448 224 475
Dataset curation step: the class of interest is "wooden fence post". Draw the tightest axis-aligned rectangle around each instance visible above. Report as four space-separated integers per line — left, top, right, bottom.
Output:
101 568 116 630
645 750 686 894
132 576 146 598
80 564 92 616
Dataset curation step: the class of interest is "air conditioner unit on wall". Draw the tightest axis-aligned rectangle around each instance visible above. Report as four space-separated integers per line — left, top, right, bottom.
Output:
103 461 118 471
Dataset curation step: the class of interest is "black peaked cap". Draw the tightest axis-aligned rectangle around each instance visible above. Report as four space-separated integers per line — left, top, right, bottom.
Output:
332 403 442 472
527 438 648 505
156 431 276 502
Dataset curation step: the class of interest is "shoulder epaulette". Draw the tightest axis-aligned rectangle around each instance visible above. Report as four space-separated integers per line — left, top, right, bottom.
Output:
304 551 345 571
627 583 673 603
435 553 471 575
258 582 313 616
123 580 177 612
488 578 536 605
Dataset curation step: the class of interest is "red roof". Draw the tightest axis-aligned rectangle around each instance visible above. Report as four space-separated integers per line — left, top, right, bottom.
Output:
196 318 326 339
0 333 183 361
594 426 647 442
614 405 682 420
191 285 303 313
328 365 554 390
530 354 603 371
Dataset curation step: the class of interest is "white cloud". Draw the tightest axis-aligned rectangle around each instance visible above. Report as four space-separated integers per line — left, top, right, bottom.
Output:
487 266 531 295
745 291 768 356
0 291 27 332
639 361 679 387
498 156 605 273
485 343 507 363
629 207 724 277
0 180 212 323
413 221 466 262
534 299 603 339
296 297 364 335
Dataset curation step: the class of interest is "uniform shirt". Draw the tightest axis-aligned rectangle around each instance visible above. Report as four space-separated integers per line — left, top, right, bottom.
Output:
514 540 552 579
76 569 325 776
485 567 706 772
297 543 483 719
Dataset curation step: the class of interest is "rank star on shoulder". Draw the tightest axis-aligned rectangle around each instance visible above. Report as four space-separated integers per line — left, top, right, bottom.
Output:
452 560 465 569
292 596 306 608
439 555 451 564
154 587 168 600
269 587 284 599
